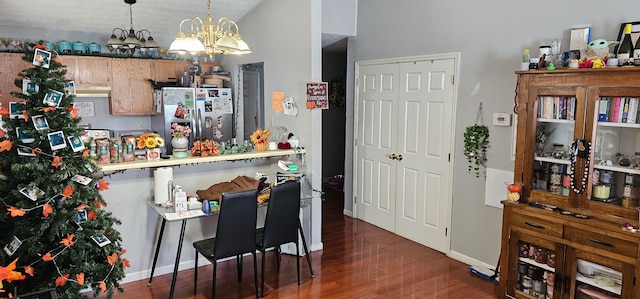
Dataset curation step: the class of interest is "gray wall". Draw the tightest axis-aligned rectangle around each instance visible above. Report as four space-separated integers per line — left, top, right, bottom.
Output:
352 0 640 266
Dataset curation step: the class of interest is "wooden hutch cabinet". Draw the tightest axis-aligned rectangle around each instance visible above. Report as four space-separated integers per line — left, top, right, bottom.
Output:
499 68 640 299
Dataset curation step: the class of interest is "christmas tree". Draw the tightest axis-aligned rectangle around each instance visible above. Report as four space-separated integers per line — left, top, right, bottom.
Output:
0 43 127 298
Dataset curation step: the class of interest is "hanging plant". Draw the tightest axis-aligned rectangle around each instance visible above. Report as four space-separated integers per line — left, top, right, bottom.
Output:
463 124 490 177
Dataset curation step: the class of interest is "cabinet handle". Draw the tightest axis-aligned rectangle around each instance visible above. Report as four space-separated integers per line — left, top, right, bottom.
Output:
524 222 545 230
589 239 613 247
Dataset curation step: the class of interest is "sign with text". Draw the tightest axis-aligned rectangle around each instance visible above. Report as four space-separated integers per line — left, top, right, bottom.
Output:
305 82 328 110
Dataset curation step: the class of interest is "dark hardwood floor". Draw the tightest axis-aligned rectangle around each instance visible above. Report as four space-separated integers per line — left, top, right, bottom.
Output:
97 192 498 298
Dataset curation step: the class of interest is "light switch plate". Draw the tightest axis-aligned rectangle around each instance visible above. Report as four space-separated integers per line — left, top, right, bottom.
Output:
493 112 512 126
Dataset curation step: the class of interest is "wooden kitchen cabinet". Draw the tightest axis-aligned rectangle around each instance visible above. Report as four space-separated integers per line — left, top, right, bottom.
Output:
109 58 154 115
153 60 190 82
58 56 111 86
499 68 640 298
0 53 31 108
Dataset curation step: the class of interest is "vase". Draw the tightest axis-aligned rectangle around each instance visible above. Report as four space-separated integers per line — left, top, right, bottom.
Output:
146 148 161 160
255 142 268 152
171 136 189 150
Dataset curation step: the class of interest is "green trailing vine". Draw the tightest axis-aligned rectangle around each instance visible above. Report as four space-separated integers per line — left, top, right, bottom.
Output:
463 124 490 177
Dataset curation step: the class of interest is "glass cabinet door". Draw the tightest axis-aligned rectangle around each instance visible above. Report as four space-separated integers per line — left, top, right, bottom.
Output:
528 86 583 207
587 87 640 219
507 231 564 299
565 248 635 299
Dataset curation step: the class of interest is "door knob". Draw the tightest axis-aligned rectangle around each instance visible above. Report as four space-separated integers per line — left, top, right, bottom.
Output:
388 154 397 160
397 154 403 161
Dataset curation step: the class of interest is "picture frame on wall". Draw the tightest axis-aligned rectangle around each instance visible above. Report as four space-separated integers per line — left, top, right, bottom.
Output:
614 21 640 54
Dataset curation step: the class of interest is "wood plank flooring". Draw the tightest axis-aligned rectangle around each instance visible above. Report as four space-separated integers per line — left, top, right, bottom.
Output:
96 194 498 298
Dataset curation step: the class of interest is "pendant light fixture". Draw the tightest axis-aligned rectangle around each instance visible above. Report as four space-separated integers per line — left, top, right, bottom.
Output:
168 0 251 57
106 0 159 55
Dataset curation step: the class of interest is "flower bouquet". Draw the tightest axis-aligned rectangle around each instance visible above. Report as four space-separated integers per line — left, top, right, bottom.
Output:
137 133 164 160
169 123 191 138
250 128 270 152
191 139 219 157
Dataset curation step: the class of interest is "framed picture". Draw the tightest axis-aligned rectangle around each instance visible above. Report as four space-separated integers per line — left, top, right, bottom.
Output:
3 236 22 256
32 115 50 130
91 234 111 247
22 79 39 95
71 174 91 186
32 48 51 68
614 21 640 55
67 136 85 152
47 131 66 151
16 127 35 143
9 102 24 119
43 90 63 107
76 209 88 223
19 186 44 201
64 81 76 95
17 147 36 157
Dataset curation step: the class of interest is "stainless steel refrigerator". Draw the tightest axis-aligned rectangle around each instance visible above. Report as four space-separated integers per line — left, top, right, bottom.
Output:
151 87 234 154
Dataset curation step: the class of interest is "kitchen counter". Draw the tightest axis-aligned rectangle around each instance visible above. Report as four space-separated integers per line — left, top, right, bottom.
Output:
98 149 305 172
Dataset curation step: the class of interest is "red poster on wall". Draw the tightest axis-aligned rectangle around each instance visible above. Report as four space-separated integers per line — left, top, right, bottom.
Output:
306 82 328 110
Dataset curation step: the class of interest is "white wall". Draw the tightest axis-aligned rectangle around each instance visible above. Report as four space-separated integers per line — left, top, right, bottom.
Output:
222 0 324 250
352 0 640 266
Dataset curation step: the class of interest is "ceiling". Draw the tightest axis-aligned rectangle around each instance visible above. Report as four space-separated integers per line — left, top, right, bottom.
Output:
0 0 262 41
0 0 347 48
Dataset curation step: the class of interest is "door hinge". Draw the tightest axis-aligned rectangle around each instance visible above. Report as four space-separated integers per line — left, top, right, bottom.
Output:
353 196 357 203
448 153 451 162
445 227 448 237
451 75 455 85
355 78 359 87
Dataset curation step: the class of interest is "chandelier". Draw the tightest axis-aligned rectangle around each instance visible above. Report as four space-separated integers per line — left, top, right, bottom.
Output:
168 0 251 57
106 0 159 55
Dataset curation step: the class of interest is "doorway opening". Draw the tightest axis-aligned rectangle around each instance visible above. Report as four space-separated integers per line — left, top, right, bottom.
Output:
322 38 347 211
235 62 265 142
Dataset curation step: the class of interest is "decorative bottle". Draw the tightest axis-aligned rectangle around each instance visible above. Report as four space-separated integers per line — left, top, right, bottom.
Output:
618 23 634 65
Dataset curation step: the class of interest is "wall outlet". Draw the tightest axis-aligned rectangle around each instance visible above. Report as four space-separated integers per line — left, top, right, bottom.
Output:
137 121 143 129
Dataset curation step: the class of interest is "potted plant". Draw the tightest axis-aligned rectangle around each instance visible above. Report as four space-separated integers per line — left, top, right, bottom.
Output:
463 124 490 177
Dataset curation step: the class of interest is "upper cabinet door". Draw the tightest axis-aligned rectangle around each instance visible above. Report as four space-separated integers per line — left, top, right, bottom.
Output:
110 58 154 115
0 53 31 107
526 86 585 208
584 86 640 219
152 60 190 82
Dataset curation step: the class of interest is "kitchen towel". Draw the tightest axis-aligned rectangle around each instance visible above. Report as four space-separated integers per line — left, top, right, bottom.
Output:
154 167 174 205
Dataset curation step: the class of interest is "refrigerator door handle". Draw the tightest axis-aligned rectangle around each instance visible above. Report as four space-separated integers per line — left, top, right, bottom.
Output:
197 108 203 139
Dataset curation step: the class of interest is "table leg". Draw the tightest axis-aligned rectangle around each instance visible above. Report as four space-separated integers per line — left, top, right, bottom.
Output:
169 219 188 299
298 219 315 277
148 218 167 286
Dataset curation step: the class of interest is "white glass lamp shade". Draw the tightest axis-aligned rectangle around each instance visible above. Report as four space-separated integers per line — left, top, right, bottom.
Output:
214 34 240 54
233 34 251 54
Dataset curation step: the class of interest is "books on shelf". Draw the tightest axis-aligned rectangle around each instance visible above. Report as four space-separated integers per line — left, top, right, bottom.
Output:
598 97 640 124
537 96 576 120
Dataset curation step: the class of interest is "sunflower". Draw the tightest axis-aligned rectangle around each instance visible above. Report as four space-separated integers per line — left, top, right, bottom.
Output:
250 128 270 145
145 138 158 148
137 133 165 149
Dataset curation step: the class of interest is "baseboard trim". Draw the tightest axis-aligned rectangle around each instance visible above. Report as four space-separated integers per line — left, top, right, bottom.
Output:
448 250 497 272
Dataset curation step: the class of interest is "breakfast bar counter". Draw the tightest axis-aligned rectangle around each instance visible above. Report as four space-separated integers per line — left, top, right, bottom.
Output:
98 149 305 172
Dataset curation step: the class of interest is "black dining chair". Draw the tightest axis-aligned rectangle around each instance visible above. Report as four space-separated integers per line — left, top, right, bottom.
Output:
256 181 315 297
193 189 259 298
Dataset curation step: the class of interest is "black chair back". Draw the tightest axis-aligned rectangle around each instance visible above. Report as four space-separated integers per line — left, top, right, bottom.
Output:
261 181 301 249
214 189 258 259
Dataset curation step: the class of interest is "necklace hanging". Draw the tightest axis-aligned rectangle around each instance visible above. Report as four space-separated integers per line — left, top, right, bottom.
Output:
569 139 591 194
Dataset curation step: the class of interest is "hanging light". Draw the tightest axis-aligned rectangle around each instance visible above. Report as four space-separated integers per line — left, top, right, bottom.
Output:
168 0 251 57
106 0 158 55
